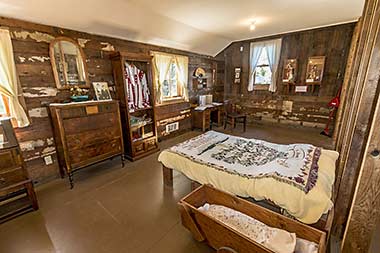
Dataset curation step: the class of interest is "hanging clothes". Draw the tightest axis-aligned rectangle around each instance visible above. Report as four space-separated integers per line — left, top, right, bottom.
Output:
124 62 151 111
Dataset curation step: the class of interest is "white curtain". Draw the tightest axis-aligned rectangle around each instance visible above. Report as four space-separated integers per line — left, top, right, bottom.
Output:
265 39 282 92
174 55 189 102
0 29 29 127
248 41 265 91
152 52 172 104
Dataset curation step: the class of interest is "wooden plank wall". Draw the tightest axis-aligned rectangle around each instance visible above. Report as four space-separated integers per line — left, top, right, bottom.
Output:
0 16 224 184
217 23 355 129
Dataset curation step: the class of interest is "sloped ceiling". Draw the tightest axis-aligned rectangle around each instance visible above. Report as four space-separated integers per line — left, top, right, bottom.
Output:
0 0 364 56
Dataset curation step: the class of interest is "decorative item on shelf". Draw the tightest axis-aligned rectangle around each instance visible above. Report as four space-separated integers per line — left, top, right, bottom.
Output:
193 67 207 89
234 67 241 84
283 59 297 83
306 56 325 84
93 82 112 101
70 86 89 102
130 114 152 131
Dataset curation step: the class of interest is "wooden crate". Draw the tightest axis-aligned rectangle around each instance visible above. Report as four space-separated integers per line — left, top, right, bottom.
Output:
178 185 326 253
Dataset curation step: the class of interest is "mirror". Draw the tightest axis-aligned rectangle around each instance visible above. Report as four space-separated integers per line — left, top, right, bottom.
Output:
50 37 89 89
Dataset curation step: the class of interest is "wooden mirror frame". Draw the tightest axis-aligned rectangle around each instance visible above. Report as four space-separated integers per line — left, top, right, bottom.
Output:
49 37 90 89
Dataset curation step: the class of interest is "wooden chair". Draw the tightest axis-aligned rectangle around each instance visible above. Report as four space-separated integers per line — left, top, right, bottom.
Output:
224 101 247 132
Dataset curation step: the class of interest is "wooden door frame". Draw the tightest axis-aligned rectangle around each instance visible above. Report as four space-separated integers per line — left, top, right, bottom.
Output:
332 0 380 251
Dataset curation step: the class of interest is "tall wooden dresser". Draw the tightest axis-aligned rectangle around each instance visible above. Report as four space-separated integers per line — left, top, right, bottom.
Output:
0 118 38 222
49 100 124 188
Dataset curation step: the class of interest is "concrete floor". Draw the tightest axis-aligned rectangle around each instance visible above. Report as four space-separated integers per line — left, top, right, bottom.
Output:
0 124 333 253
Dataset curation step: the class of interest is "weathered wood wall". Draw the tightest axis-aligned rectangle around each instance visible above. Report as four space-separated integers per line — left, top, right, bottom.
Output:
217 23 355 129
0 17 224 184
331 0 380 249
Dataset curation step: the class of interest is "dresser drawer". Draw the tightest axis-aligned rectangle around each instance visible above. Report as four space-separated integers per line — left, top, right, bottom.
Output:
0 149 22 172
60 102 118 119
63 112 119 134
133 142 145 156
0 168 27 188
66 126 121 150
69 139 122 166
144 137 157 151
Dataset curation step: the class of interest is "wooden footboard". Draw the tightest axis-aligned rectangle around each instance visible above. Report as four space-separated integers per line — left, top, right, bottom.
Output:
162 165 173 188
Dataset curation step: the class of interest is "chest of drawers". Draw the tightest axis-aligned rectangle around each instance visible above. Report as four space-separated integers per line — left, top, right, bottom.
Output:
49 100 124 188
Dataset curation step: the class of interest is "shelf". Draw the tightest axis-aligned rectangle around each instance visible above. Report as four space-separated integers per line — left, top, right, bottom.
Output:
129 106 153 113
132 133 154 143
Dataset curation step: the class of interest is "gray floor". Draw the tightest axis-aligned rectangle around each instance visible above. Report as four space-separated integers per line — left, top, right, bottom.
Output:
0 124 334 253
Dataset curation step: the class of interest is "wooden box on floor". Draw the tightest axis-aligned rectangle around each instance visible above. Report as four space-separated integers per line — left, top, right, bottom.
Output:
0 118 38 222
110 52 159 161
49 100 124 188
178 185 326 253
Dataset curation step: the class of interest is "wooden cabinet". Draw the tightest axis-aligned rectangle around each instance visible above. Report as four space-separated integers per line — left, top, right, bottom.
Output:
0 118 38 222
111 52 159 161
49 100 124 188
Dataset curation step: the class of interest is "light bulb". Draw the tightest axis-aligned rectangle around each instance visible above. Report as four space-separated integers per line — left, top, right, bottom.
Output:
250 21 256 31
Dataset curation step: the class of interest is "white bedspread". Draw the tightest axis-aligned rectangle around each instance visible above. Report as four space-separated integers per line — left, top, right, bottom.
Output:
158 131 339 224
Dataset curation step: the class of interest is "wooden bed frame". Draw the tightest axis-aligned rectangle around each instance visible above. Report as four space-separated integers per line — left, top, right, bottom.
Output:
162 165 334 237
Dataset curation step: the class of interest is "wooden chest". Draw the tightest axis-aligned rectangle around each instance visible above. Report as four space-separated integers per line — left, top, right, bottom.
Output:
0 119 38 222
179 185 326 253
49 100 124 188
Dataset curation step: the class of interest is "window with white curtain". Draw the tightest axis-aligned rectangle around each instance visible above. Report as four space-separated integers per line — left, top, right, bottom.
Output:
248 39 282 92
152 51 189 104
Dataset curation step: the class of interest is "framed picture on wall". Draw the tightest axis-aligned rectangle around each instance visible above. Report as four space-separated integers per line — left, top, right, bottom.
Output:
306 56 326 84
234 67 241 84
282 59 297 83
93 82 112 101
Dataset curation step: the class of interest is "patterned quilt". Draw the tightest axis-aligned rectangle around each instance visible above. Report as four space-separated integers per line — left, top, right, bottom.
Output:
168 131 321 193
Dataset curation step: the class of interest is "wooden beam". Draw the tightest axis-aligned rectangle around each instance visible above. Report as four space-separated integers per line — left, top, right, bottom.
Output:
342 77 380 252
333 0 380 243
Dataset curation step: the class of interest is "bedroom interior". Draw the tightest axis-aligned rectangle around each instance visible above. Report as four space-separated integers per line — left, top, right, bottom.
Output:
0 0 378 252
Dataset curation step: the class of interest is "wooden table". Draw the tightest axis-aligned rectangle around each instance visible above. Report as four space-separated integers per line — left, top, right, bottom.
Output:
191 104 224 132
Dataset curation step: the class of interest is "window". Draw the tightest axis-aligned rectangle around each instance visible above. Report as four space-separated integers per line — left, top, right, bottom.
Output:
162 60 181 99
0 95 9 117
248 39 282 92
152 51 189 104
253 49 272 85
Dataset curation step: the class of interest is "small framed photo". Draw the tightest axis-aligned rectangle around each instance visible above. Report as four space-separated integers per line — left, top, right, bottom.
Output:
283 59 297 83
93 82 112 101
306 56 326 84
234 68 241 84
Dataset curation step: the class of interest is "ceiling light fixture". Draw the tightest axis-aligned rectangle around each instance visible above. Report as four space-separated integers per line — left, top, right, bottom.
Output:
250 21 256 31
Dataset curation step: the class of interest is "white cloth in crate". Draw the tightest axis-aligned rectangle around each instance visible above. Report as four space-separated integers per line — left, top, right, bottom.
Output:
199 204 318 253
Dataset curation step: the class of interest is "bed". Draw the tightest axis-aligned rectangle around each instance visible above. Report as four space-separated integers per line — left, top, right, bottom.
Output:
158 131 339 228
